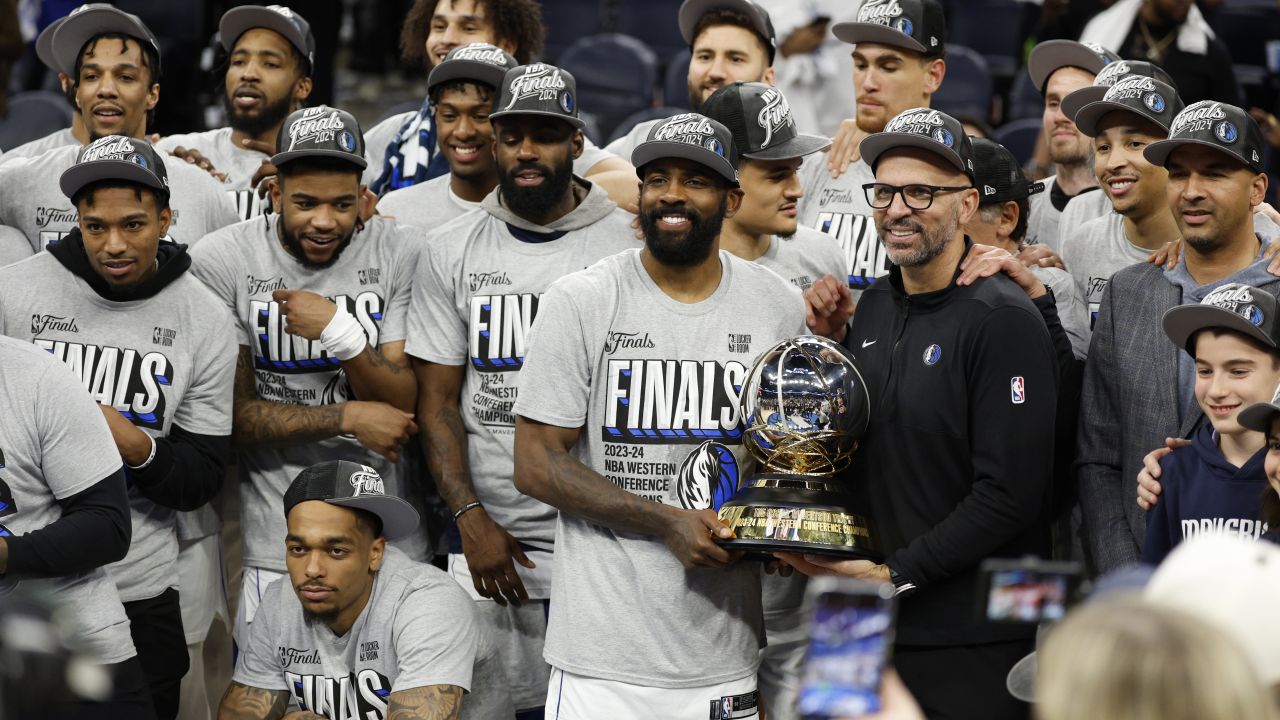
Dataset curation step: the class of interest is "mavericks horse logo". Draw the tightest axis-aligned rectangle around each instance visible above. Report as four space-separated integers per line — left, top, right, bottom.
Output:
675 441 739 511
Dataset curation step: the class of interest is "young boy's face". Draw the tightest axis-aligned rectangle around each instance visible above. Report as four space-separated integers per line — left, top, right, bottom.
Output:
1194 331 1280 436
1266 417 1280 498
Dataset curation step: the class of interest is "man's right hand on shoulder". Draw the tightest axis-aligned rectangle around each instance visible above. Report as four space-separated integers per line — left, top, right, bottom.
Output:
340 401 416 461
1137 437 1190 510
661 508 742 570
457 508 536 607
804 275 854 342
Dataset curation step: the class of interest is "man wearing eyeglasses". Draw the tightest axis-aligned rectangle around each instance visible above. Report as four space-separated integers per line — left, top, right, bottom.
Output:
793 107 1058 718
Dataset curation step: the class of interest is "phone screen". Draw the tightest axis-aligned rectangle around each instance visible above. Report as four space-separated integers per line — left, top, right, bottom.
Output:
796 586 894 718
985 569 1071 623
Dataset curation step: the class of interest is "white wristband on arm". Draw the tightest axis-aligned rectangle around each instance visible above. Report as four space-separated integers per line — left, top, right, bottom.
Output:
320 305 368 361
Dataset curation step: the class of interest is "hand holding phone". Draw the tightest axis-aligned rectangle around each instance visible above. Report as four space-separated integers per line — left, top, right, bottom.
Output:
797 578 897 718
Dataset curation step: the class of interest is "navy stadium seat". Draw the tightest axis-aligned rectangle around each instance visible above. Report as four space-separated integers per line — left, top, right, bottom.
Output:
1007 71 1043 122
541 0 605 62
0 91 74 152
994 118 1043 168
1210 6 1280 91
932 45 993 122
945 0 1025 80
558 34 660 142
607 106 687 146
617 0 686 61
663 48 692 109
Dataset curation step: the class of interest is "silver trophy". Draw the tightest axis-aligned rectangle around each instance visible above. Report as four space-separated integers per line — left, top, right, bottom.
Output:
717 335 879 558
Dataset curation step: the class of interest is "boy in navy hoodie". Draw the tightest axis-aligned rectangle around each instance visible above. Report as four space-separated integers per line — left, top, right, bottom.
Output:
1143 283 1280 563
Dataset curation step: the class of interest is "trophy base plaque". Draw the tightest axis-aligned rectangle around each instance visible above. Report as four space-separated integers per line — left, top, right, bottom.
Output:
715 474 880 559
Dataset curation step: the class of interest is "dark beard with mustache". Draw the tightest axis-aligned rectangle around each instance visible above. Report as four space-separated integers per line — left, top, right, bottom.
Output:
638 197 728 267
278 219 357 270
224 87 294 139
498 153 574 221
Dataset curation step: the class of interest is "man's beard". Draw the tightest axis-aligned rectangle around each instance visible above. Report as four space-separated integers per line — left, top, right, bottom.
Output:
224 90 293 138
687 84 705 113
279 221 357 270
1049 139 1091 167
498 154 574 221
639 198 727 267
881 205 959 268
302 605 340 627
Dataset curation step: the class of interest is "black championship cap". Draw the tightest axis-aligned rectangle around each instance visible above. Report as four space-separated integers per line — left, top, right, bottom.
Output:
1026 39 1120 93
283 460 420 539
35 17 68 73
59 135 169 200
1072 75 1184 137
1163 283 1280 357
832 0 946 58
1239 381 1280 433
677 0 777 64
273 105 367 170
219 4 316 71
860 107 975 180
1144 101 1267 173
51 4 161 79
1061 59 1177 122
971 137 1044 204
427 43 518 97
702 82 829 160
489 63 586 130
631 112 739 185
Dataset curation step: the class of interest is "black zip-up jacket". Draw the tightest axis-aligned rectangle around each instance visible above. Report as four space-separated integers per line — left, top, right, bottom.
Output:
845 245 1058 646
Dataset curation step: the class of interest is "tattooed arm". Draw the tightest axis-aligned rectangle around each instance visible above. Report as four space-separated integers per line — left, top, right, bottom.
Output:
343 340 416 413
217 682 290 720
386 685 464 720
414 360 532 606
513 417 740 569
232 347 417 460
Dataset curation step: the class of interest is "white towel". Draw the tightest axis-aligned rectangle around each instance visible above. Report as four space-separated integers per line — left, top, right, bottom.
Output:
1079 0 1214 57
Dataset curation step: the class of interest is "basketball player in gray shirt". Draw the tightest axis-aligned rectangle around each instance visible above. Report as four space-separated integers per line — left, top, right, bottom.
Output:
155 5 315 221
189 106 429 635
515 115 808 718
222 460 511 719
378 44 517 230
0 334 153 718
0 137 235 720
407 61 638 715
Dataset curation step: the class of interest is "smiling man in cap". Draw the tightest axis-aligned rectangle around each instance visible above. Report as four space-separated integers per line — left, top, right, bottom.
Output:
513 113 807 718
1077 101 1277 575
155 5 316 220
220 460 512 719
405 60 638 717
797 107 1058 719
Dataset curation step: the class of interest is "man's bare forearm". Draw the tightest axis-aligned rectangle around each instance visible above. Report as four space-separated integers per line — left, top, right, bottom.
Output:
421 402 479 512
232 346 344 449
218 682 290 720
343 342 416 413
388 685 463 720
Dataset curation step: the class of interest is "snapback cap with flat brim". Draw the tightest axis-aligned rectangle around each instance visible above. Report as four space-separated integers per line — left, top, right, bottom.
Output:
427 43 518 97
1144 101 1267 173
219 4 316 71
1061 60 1177 124
1239 380 1280 432
59 135 169 200
1072 75 1183 137
832 0 946 58
1162 283 1280 358
860 107 974 180
272 105 368 170
677 0 777 62
702 82 829 160
489 63 586 130
36 17 68 73
632 112 739 185
283 460 420 539
1026 39 1120 93
50 4 160 80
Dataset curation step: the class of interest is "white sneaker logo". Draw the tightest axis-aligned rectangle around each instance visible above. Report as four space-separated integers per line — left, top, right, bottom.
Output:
861 338 877 348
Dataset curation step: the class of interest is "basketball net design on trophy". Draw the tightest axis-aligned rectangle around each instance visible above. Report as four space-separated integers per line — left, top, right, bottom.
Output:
716 335 880 558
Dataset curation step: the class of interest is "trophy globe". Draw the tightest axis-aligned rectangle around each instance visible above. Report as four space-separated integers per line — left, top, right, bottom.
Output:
716 335 879 558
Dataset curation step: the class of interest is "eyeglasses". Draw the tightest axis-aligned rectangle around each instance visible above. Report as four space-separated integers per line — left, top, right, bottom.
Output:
862 182 971 210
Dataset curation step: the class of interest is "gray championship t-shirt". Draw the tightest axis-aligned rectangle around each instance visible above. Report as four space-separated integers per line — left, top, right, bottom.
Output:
0 336 136 664
156 127 274 220
0 143 240 254
515 249 809 687
603 118 661 162
377 175 478 230
0 252 237 602
0 128 77 166
1061 212 1153 334
1031 264 1090 360
190 216 430 572
1056 187 1112 250
1025 175 1061 251
756 226 849 289
406 182 637 549
233 547 511 719
797 155 884 295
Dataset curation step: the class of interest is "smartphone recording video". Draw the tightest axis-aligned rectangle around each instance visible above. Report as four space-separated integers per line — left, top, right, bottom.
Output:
796 578 896 719
980 558 1083 624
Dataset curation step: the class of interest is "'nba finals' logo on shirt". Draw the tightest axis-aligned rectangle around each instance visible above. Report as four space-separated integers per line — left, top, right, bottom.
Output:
503 64 566 109
35 340 172 430
857 0 903 25
348 465 385 496
287 109 349 151
452 43 510 66
1170 101 1227 137
285 669 392 720
251 292 385 375
31 314 78 335
469 293 539 371
602 359 748 444
756 87 793 148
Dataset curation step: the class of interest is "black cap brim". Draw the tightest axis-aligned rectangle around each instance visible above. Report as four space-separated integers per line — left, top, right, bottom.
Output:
51 7 157 79
488 108 586 130
271 148 368 170
1027 40 1110 92
219 7 312 69
632 140 738 185
59 160 167 200
325 495 420 539
1162 303 1275 356
1073 100 1160 138
1061 86 1108 124
428 60 509 96
1238 401 1280 433
1144 137 1240 170
831 22 928 54
742 132 831 160
860 132 970 178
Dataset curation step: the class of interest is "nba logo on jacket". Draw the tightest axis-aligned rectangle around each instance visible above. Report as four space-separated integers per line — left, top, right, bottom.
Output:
1011 376 1026 405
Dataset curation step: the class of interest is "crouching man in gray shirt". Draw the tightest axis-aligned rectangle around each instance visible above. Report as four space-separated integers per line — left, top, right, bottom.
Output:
221 460 511 719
